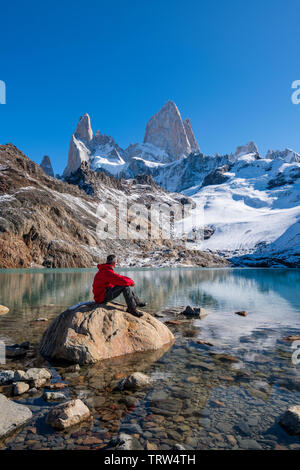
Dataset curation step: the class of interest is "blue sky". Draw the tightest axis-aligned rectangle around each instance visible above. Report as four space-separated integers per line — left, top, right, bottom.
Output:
1 0 300 174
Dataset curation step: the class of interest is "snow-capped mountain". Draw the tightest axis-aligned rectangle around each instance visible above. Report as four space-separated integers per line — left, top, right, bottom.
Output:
181 149 300 266
63 101 200 178
265 148 300 163
62 103 300 266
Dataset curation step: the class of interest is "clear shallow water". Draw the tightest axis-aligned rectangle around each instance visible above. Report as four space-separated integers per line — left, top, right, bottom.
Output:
0 268 300 450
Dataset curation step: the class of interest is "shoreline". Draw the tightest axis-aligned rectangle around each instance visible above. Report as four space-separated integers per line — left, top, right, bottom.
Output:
0 265 299 272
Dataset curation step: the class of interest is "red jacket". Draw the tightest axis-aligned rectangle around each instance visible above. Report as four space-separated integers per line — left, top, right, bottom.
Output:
93 263 134 303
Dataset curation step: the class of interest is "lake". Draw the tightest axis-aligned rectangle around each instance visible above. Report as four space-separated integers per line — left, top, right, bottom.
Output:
0 267 300 450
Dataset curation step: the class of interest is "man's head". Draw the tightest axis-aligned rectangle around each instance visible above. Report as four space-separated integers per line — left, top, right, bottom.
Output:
106 254 116 266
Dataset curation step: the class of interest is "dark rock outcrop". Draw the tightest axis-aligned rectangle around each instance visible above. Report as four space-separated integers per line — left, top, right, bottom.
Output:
202 165 231 187
64 161 122 196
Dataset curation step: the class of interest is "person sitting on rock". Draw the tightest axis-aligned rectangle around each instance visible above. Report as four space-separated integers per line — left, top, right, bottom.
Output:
92 254 146 318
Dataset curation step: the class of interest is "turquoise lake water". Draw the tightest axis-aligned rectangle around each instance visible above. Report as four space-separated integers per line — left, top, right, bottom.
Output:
0 267 300 450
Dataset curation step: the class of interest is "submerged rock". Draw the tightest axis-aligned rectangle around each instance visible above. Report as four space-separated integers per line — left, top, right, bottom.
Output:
0 393 32 439
173 443 186 450
45 399 90 430
283 335 300 342
39 302 174 365
279 406 300 434
196 339 214 347
117 372 152 390
109 432 143 450
48 383 68 390
43 391 66 402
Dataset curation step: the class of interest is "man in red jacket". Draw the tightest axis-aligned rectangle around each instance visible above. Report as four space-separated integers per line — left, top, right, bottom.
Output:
92 254 146 317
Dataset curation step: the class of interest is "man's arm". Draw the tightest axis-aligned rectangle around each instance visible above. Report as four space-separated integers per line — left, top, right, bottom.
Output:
107 270 135 287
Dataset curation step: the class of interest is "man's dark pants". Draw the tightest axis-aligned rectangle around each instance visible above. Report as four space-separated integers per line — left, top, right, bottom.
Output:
104 285 138 311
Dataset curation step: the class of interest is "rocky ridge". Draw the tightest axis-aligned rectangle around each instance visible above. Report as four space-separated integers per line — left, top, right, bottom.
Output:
0 144 228 268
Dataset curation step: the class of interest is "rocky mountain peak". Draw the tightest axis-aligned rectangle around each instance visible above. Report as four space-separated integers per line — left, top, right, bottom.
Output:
74 113 93 142
234 141 258 158
40 155 54 177
63 114 94 177
143 101 199 160
265 148 300 163
183 118 200 153
93 130 118 148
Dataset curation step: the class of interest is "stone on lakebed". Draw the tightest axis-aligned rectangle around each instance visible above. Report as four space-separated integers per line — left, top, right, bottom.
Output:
0 393 32 439
13 382 30 396
46 399 90 430
43 391 67 402
117 372 152 390
279 406 300 434
39 302 174 365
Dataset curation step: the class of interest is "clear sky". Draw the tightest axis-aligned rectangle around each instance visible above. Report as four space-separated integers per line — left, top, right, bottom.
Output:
1 0 300 174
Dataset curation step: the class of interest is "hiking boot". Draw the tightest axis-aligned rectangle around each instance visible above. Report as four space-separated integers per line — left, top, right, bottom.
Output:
136 301 147 308
126 308 143 318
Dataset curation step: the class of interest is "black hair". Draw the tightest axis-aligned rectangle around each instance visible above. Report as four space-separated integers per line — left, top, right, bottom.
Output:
106 254 116 265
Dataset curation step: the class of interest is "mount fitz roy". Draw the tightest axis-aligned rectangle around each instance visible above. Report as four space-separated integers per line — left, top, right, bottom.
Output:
63 101 200 178
60 101 300 267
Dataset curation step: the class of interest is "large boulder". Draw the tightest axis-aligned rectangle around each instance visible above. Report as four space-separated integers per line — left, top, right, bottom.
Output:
0 393 32 439
39 302 174 365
